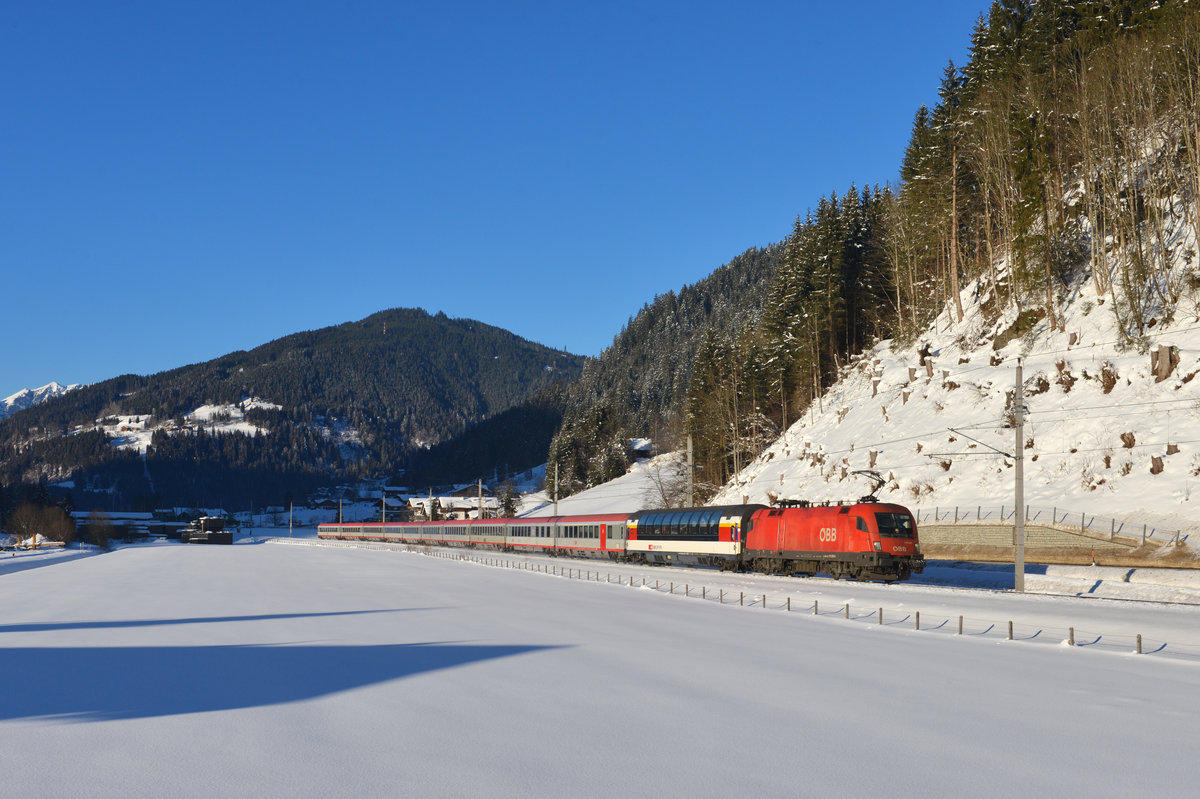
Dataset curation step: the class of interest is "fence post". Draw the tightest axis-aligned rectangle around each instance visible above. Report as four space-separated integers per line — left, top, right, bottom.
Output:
916 611 920 630
740 591 744 607
787 597 791 612
878 608 883 625
813 600 819 616
958 616 963 635
1007 621 1013 640
762 594 766 609
720 589 724 604
1068 627 1075 646
1137 634 1143 654
845 602 849 619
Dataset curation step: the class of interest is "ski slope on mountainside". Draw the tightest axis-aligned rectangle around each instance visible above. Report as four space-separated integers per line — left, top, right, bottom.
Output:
517 455 685 517
1 541 1197 798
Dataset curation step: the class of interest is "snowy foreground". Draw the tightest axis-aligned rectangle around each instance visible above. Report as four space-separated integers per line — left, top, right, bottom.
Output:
2 540 1198 798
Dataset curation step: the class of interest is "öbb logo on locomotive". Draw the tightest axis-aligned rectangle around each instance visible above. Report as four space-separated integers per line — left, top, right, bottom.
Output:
318 500 924 582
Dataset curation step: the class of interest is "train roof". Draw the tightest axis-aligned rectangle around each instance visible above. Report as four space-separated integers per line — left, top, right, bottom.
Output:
628 504 766 523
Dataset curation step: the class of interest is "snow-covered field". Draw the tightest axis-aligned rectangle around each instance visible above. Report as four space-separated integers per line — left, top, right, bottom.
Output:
2 539 1197 798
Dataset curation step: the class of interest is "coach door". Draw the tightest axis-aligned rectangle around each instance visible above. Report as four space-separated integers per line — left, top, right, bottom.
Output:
605 522 623 553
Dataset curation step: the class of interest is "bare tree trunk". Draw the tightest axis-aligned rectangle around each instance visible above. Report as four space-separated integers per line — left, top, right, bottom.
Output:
950 142 964 322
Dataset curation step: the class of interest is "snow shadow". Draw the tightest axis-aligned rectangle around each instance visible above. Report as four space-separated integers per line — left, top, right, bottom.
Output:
0 641 566 722
911 560 1049 590
0 609 433 635
0 550 97 577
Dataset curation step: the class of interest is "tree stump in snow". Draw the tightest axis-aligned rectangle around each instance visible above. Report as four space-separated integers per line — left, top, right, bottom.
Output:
1152 344 1179 382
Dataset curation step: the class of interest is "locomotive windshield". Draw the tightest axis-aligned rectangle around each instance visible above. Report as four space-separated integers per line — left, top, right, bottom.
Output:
875 512 914 539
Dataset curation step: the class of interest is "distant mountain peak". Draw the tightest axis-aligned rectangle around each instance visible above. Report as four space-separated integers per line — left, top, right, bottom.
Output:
1 382 81 419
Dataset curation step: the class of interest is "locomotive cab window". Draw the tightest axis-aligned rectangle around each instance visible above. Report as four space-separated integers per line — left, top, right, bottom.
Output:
855 517 869 533
876 513 914 538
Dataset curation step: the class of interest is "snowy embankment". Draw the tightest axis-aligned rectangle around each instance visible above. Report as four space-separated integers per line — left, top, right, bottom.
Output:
713 264 1200 546
290 538 1200 656
1 541 1197 798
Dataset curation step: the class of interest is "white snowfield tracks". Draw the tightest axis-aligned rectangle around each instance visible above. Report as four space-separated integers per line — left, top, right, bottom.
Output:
272 537 1200 663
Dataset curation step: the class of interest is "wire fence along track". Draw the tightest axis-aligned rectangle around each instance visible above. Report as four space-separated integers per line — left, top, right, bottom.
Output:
274 538 1200 663
915 504 1190 546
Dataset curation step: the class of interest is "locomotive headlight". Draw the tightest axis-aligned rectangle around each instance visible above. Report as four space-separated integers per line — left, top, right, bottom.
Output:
872 541 882 551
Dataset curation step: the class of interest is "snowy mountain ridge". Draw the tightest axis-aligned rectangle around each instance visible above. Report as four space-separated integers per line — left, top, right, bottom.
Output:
0 381 80 420
713 240 1200 539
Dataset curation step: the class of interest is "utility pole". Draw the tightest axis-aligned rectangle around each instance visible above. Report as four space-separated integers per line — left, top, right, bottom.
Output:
289 501 293 538
553 463 559 517
478 479 483 519
1014 358 1025 593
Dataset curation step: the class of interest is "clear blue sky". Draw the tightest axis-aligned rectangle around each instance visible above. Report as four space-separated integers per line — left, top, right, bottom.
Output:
2 1 986 399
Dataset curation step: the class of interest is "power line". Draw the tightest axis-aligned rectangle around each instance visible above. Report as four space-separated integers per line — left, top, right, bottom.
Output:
1024 396 1199 415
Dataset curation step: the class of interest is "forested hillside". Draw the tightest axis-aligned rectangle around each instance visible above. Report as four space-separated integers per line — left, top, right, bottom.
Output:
555 0 1200 500
548 245 781 493
0 308 582 508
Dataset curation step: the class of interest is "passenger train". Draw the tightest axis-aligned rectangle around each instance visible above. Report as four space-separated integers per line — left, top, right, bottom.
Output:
318 500 924 582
